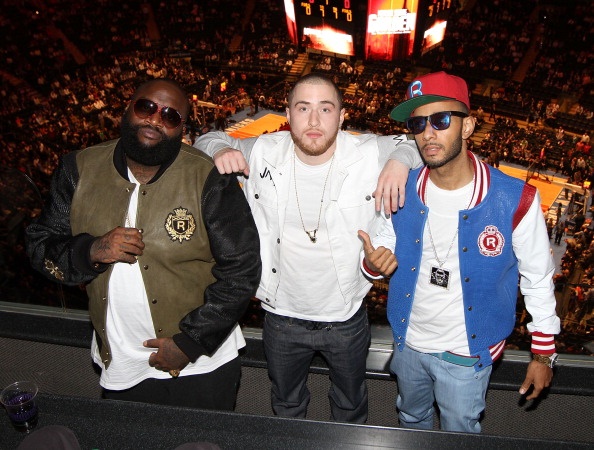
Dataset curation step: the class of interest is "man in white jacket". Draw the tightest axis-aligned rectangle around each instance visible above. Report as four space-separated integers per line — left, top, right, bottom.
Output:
194 74 409 423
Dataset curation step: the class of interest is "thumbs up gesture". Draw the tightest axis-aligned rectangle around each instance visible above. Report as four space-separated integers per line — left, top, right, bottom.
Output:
358 230 398 277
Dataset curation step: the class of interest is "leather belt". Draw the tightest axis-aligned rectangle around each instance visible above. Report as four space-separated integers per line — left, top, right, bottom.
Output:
428 351 480 367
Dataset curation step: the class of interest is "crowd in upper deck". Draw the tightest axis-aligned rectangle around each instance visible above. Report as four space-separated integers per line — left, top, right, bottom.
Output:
0 0 593 349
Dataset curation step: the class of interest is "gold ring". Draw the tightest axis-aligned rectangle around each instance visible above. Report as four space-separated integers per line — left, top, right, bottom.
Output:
169 369 180 378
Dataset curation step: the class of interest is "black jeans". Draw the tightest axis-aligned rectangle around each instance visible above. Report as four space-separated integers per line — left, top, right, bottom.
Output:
102 357 241 411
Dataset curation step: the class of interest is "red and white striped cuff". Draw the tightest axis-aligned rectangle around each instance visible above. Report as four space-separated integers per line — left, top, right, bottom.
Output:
362 258 381 278
530 331 556 354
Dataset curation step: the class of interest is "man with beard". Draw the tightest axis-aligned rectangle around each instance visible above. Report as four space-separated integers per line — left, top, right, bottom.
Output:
25 78 262 410
360 72 560 433
194 73 415 423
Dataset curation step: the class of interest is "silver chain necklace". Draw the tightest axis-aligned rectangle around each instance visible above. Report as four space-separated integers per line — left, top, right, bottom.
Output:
293 152 335 243
425 176 474 289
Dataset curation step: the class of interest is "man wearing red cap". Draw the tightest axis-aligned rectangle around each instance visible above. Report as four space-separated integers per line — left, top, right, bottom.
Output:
360 72 560 433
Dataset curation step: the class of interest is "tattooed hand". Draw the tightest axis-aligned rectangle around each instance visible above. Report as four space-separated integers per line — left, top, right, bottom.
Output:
90 227 145 264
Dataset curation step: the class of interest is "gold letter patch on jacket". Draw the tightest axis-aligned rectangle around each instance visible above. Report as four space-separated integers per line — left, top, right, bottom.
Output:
165 207 196 243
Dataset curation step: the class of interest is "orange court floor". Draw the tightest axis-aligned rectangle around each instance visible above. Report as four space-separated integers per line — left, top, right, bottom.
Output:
226 113 566 213
498 165 566 214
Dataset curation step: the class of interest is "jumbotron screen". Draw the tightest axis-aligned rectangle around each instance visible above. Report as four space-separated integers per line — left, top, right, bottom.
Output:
365 0 419 60
365 0 453 60
283 0 453 60
294 0 356 56
419 0 453 55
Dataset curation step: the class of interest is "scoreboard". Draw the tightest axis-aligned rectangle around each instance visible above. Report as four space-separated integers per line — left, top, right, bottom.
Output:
283 0 453 60
418 0 454 55
365 0 419 61
298 0 354 22
296 0 356 56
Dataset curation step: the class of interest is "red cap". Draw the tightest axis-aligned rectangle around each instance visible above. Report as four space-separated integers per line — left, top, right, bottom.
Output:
390 72 470 122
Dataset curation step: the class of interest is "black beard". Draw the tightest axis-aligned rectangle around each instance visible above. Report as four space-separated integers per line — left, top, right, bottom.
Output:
120 114 182 166
424 133 464 169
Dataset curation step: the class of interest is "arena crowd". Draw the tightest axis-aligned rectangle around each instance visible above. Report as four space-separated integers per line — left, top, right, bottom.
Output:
1 0 592 354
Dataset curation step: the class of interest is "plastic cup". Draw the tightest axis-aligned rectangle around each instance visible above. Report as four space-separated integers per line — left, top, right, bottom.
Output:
0 381 39 433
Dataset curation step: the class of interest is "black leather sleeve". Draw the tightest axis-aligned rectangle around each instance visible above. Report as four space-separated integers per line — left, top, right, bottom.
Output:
175 169 261 360
25 152 106 286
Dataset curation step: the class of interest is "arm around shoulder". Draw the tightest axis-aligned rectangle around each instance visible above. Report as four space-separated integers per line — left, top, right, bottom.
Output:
194 131 257 176
194 130 255 159
377 134 423 169
375 135 421 212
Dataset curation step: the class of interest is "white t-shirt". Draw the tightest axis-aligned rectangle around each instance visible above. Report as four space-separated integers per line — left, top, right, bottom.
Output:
92 170 245 390
273 156 362 322
406 178 475 355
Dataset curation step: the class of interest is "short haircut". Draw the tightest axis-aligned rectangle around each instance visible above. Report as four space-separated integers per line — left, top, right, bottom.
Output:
287 74 343 109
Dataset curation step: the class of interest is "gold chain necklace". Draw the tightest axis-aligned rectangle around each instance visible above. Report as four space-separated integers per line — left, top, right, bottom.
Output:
293 152 335 243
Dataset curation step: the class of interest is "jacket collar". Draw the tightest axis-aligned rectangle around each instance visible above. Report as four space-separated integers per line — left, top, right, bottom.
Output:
416 151 490 208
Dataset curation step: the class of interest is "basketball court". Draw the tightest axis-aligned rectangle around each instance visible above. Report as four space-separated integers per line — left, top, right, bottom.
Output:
226 113 288 139
499 165 566 214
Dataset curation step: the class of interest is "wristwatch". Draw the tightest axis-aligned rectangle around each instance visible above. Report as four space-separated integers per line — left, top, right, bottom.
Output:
532 353 558 368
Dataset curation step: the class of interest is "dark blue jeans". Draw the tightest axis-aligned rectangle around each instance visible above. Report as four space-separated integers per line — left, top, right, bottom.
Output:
262 304 370 423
